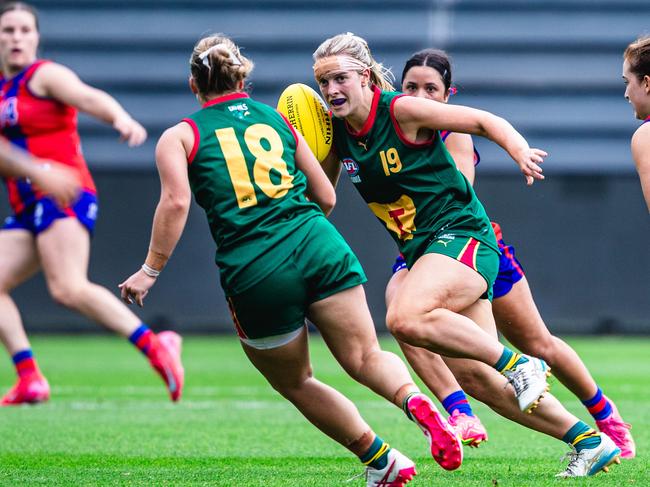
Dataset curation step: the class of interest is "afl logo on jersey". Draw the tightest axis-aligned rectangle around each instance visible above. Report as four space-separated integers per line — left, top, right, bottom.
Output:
0 97 18 127
342 158 361 183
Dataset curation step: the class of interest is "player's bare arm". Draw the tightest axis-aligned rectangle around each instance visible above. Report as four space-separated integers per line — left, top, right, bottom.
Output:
444 132 476 185
31 62 147 147
631 123 650 212
293 131 336 215
119 124 191 306
393 96 546 185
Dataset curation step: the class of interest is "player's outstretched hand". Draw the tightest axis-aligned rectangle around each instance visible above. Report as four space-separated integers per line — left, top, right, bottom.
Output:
119 269 156 307
516 148 546 186
31 161 81 208
113 115 148 147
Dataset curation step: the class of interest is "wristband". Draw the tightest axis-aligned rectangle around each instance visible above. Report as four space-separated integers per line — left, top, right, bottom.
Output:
141 263 161 278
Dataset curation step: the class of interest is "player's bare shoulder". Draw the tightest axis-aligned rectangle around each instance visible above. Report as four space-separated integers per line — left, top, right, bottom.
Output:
631 121 650 160
156 122 195 162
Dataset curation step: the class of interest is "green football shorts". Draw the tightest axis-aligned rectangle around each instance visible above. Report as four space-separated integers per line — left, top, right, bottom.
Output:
226 216 367 340
423 233 499 301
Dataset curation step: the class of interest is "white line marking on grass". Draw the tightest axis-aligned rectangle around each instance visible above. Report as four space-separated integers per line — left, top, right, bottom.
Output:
61 400 291 411
51 385 267 396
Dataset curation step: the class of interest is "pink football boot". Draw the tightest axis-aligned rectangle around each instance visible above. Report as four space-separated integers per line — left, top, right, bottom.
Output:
448 410 488 447
407 394 463 470
148 331 184 402
595 397 635 459
1 372 50 406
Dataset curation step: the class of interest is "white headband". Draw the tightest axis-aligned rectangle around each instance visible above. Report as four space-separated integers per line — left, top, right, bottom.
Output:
199 44 242 69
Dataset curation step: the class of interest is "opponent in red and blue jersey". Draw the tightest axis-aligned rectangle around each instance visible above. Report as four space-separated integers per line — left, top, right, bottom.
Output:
0 3 183 408
0 59 98 234
0 60 95 212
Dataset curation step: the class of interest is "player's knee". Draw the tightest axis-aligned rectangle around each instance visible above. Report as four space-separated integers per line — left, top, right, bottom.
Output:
539 336 565 366
268 367 314 399
520 336 556 365
48 281 87 309
386 308 413 342
342 347 386 383
386 308 431 345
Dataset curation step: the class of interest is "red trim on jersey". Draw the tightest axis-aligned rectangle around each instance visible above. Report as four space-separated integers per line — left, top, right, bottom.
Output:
344 85 381 138
202 92 249 108
181 118 200 164
278 111 299 146
389 95 436 148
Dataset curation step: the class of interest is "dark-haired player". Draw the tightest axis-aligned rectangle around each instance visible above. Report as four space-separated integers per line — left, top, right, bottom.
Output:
387 48 635 459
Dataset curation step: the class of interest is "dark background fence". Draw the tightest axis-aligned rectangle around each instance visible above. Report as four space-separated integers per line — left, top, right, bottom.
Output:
4 0 649 334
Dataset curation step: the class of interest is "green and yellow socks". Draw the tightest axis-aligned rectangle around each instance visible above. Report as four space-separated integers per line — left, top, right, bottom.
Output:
563 421 601 452
494 347 528 373
359 435 390 470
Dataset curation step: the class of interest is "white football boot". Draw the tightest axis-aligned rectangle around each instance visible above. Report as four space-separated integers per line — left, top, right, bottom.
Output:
362 448 417 487
556 433 621 477
502 355 550 413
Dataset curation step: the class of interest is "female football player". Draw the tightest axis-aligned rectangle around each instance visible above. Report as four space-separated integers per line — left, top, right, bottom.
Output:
119 33 464 487
0 2 183 405
623 35 650 212
386 48 634 457
314 32 621 477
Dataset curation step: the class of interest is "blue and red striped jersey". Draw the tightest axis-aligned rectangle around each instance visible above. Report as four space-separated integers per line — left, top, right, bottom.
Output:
0 60 96 213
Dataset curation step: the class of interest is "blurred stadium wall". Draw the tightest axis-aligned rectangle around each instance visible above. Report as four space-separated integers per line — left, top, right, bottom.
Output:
3 0 649 334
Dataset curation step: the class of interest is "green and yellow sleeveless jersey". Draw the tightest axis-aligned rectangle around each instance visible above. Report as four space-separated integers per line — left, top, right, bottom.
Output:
332 87 497 267
183 92 322 295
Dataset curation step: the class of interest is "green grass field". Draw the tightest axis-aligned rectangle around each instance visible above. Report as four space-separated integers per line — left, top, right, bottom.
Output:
0 335 648 486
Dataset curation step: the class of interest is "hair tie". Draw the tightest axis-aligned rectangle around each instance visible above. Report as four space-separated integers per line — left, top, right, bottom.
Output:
199 44 241 69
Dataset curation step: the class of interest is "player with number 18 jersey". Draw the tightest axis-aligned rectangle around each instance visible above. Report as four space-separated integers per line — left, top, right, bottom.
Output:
182 92 366 339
